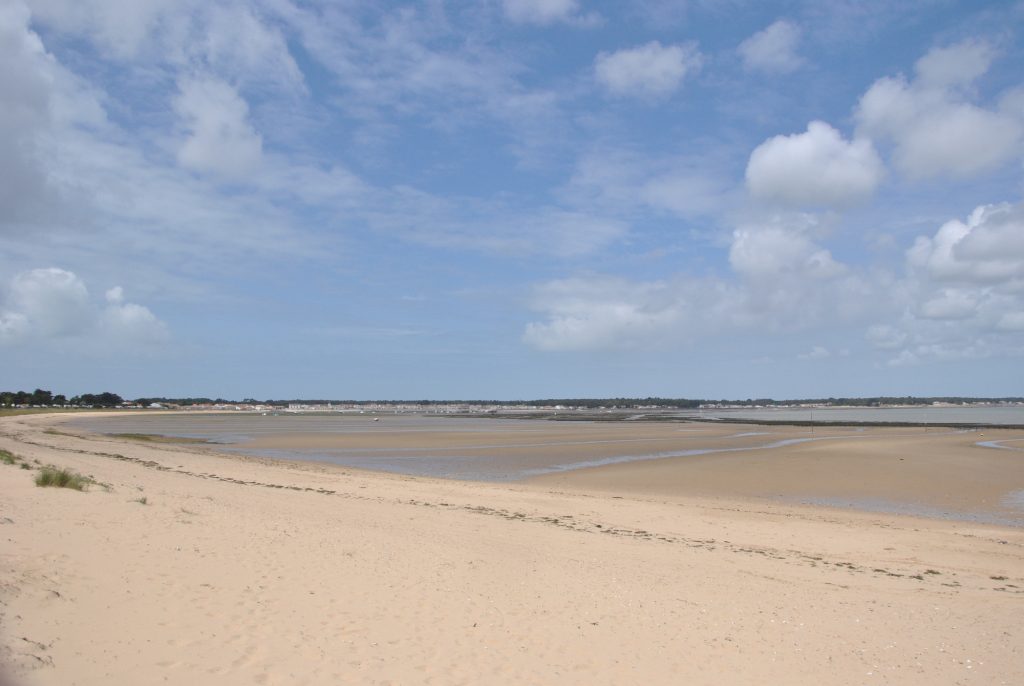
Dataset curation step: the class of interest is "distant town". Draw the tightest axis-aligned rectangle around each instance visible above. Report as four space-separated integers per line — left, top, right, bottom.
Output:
3 388 1023 413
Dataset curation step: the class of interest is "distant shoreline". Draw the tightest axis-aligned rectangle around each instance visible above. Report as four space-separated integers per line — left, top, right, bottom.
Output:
443 410 1024 430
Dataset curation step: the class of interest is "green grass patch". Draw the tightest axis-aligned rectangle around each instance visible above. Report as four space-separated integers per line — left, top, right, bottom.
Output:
0 408 98 417
133 496 149 505
1 449 18 465
34 467 94 491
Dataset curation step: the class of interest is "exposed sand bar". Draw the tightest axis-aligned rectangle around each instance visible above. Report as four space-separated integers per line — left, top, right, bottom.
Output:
529 424 1024 526
71 414 1024 510
2 412 1023 685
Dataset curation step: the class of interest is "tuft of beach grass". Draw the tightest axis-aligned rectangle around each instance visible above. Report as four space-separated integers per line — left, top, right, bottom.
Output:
35 467 93 491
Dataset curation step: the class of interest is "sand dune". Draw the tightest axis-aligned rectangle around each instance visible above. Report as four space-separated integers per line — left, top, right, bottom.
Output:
1 412 1022 685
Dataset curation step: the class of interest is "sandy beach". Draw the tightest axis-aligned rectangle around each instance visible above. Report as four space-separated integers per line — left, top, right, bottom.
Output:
2 412 1023 685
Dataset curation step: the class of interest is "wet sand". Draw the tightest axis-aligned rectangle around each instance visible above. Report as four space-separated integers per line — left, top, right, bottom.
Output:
73 415 1024 518
222 418 1024 524
528 424 1024 526
231 420 821 479
2 412 1023 685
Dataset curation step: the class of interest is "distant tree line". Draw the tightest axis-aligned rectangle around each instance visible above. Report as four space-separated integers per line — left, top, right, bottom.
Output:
4 391 1022 410
111 395 1024 408
1 389 123 408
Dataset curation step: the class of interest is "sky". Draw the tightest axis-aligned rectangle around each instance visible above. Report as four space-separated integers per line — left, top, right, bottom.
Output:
2 0 1024 400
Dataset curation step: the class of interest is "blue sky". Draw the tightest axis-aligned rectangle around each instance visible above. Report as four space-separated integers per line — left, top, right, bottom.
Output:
2 0 1024 400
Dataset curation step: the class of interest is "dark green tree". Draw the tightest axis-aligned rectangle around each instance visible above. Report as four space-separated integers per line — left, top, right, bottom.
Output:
31 389 53 406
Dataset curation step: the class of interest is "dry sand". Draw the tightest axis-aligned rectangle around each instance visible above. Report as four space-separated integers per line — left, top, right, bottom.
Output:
1 412 1023 685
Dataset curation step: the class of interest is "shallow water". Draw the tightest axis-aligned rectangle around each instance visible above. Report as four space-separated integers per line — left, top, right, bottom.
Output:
1002 490 1024 510
71 413 527 442
227 435 830 482
977 438 1024 452
68 413 962 481
71 414 830 481
69 413 1024 527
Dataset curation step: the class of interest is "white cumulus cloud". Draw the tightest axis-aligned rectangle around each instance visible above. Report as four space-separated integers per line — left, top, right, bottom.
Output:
729 223 845 281
0 268 167 347
906 202 1024 285
595 41 702 98
174 77 263 178
918 288 978 320
914 40 994 89
856 40 1023 179
738 19 802 74
746 121 884 208
101 301 168 343
523 199 1024 364
522 217 874 352
1 267 91 339
863 202 1024 366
